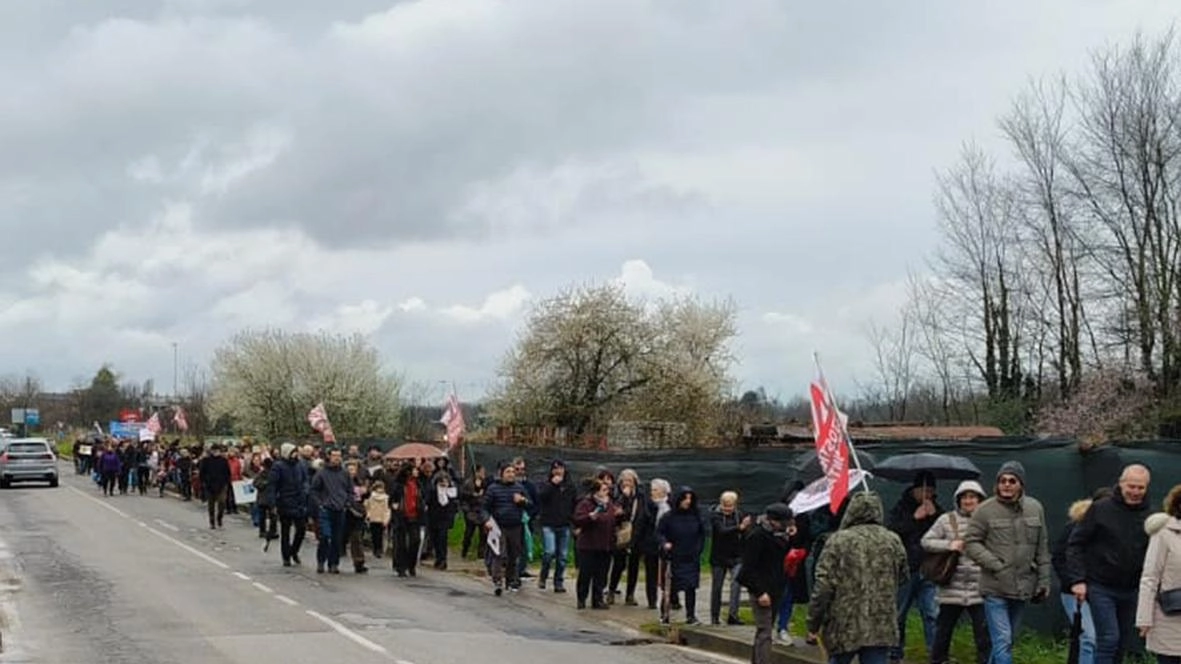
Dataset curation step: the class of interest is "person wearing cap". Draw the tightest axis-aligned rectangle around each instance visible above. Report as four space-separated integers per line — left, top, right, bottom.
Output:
1067 463 1152 664
921 480 991 664
266 442 310 567
738 502 795 664
887 471 943 662
963 461 1050 664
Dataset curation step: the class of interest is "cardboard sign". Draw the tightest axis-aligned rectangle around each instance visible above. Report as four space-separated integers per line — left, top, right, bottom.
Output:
232 480 257 505
78 444 92 457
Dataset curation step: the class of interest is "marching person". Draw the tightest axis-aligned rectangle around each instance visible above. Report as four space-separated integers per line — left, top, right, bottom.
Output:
658 486 707 625
267 442 309 567
573 478 623 609
963 461 1051 664
1136 484 1181 664
198 444 232 529
921 480 991 664
739 503 795 664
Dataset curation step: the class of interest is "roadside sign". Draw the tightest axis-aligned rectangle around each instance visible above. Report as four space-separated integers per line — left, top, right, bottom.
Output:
24 409 39 427
10 409 23 425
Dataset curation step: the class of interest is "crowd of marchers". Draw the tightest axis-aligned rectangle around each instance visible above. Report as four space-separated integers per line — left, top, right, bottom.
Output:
71 437 1181 664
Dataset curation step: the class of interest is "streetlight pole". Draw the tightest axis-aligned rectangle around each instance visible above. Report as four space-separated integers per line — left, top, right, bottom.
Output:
172 342 179 399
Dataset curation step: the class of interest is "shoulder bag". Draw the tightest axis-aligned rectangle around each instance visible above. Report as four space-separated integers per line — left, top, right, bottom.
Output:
615 497 639 550
919 513 960 586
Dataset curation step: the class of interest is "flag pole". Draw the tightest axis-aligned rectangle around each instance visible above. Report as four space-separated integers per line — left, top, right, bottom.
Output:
451 381 467 479
812 352 870 493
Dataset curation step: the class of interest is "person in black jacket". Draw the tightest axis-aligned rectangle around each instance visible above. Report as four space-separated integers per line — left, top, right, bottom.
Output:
1066 464 1152 664
198 444 233 529
739 503 795 664
428 471 459 570
538 460 577 593
267 443 309 567
887 471 942 661
709 490 752 625
1052 489 1111 664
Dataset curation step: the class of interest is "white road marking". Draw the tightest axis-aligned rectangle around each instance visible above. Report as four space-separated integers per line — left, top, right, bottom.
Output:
69 487 129 518
305 609 391 657
68 486 229 570
153 519 180 532
138 521 147 527
274 594 299 607
396 660 416 664
252 582 273 594
233 572 251 581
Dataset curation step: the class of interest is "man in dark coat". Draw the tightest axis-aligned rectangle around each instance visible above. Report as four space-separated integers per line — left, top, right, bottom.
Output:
658 486 707 625
482 463 532 595
198 444 232 529
267 443 309 567
538 459 578 593
887 470 942 661
739 503 795 664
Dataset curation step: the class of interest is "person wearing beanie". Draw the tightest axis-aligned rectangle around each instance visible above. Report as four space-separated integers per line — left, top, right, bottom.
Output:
963 461 1050 664
886 471 943 661
1067 463 1153 664
738 502 796 664
921 480 991 664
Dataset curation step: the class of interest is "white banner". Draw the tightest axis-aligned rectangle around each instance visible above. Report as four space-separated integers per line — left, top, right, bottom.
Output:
232 480 257 505
789 469 870 515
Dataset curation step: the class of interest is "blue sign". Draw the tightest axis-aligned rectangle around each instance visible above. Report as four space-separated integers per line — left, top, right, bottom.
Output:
108 421 145 439
24 409 39 427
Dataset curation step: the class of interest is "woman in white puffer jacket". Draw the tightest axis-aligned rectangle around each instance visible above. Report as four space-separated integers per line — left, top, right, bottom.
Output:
1137 484 1181 664
921 480 991 664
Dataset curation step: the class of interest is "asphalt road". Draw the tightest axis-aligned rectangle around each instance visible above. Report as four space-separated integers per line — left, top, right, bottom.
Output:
0 473 734 664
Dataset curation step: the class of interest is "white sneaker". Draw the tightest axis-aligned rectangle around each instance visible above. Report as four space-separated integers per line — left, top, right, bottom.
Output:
776 630 794 646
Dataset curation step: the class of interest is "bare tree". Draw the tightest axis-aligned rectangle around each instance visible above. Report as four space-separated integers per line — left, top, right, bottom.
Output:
210 330 402 439
933 143 1027 401
864 308 917 421
1067 32 1181 394
1001 77 1090 398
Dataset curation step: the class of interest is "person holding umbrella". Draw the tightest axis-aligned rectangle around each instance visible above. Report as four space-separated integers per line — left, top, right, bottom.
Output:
887 471 943 662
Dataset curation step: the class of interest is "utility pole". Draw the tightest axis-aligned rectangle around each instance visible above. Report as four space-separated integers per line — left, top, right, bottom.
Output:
172 342 179 399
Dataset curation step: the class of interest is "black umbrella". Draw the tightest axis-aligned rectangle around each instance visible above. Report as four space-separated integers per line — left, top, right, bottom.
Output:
1067 602 1083 664
872 452 981 482
790 449 877 484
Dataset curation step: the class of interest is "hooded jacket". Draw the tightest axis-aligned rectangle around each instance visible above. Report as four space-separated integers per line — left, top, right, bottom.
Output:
1066 487 1151 591
920 480 987 606
807 492 908 655
657 487 707 591
1051 499 1092 590
1136 513 1181 657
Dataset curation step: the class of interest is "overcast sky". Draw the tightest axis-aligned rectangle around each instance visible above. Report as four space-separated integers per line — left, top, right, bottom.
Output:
1 1 1177 403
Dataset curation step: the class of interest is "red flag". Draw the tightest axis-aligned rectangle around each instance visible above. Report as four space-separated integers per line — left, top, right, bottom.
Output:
172 406 189 433
440 393 465 449
307 403 336 443
145 412 162 435
809 377 851 514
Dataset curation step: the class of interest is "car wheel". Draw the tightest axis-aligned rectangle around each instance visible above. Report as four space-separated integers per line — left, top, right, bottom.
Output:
0 479 10 489
48 478 58 488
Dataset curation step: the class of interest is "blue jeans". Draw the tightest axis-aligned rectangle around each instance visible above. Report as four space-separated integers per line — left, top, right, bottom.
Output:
1088 583 1138 664
983 596 1026 664
540 526 570 587
776 582 795 632
892 573 937 660
317 507 345 569
829 646 889 664
1061 593 1096 664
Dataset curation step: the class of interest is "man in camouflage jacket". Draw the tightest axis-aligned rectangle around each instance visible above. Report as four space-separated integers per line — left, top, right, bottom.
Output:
807 491 908 663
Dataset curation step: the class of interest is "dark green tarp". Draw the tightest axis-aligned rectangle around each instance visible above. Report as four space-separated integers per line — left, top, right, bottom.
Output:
471 439 1181 635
